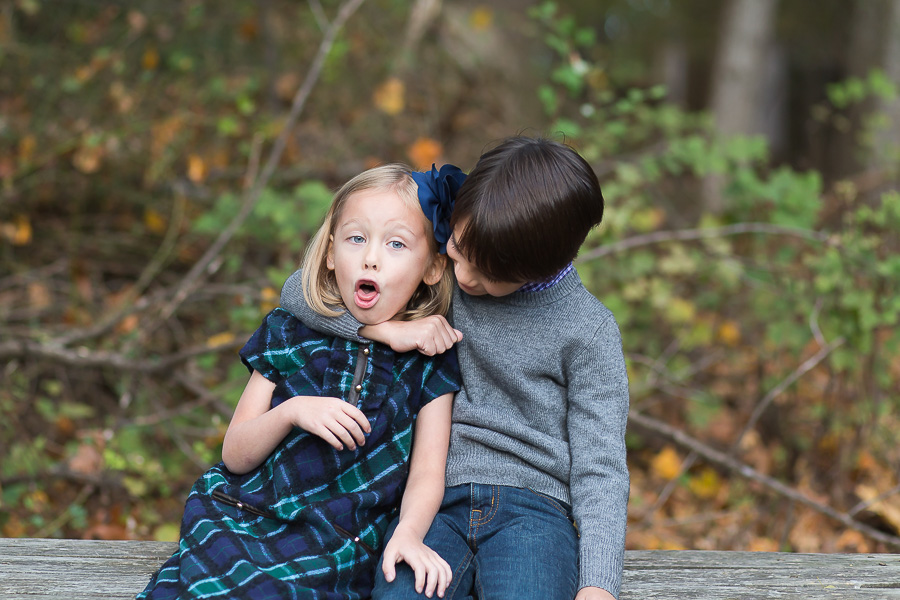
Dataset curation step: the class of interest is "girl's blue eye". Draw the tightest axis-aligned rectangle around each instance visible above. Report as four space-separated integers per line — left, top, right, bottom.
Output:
389 241 406 250
349 235 365 244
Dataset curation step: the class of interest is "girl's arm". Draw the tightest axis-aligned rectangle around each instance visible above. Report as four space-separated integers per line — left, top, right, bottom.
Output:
222 370 371 474
380 392 454 598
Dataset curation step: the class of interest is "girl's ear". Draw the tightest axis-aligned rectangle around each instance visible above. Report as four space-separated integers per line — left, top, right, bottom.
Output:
423 254 446 286
326 235 336 270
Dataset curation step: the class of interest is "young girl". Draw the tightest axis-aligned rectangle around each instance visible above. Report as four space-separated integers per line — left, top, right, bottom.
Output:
138 164 463 600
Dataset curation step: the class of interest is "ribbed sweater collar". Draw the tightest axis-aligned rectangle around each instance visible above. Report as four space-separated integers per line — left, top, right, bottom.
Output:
460 269 583 308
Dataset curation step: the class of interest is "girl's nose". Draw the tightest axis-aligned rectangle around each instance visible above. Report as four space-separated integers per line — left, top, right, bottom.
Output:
364 247 379 270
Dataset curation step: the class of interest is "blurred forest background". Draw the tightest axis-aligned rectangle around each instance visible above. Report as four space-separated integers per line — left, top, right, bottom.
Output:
2 0 900 554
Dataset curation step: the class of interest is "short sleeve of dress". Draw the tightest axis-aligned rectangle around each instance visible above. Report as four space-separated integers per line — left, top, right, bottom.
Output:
239 308 306 383
419 347 462 407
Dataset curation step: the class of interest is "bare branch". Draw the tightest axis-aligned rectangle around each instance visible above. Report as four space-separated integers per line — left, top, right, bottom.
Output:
0 337 241 373
629 410 900 548
730 336 845 453
157 0 367 323
576 223 830 263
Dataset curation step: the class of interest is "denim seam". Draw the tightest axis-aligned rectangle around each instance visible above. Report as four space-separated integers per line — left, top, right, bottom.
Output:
473 485 500 527
447 550 474 599
524 487 571 519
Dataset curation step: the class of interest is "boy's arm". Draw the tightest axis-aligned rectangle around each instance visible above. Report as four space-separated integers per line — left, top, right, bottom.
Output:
381 393 454 598
567 315 630 600
281 268 462 353
280 268 366 341
361 318 462 356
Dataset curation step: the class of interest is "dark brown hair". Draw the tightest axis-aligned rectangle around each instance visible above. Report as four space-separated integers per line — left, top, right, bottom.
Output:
450 136 604 283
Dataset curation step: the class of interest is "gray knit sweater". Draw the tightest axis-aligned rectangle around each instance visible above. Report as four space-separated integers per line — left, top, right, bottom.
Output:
280 269 629 597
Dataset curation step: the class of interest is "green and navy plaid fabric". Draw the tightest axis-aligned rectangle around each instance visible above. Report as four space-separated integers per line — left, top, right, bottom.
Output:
138 308 460 600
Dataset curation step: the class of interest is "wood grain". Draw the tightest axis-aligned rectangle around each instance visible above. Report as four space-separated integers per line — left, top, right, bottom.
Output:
0 539 897 599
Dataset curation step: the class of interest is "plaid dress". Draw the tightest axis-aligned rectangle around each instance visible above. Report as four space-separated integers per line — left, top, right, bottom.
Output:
138 308 460 600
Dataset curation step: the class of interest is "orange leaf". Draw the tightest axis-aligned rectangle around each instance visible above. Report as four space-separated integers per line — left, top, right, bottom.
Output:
69 443 104 476
1 215 32 245
373 77 405 116
650 445 682 480
144 208 167 234
72 145 104 174
469 6 494 30
748 537 779 552
717 321 741 346
27 281 51 310
142 47 159 71
187 154 207 183
260 286 279 313
275 72 300 103
115 314 139 335
207 332 236 348
688 467 722 500
239 17 259 41
407 138 442 170
18 134 36 165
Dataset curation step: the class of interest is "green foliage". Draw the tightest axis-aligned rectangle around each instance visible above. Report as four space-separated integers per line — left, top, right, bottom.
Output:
193 181 332 256
534 3 900 519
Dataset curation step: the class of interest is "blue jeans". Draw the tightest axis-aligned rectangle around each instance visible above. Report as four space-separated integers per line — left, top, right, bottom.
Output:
371 484 578 600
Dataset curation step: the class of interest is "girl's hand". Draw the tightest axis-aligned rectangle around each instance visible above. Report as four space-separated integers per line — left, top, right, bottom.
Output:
361 316 462 356
381 525 452 598
288 396 371 450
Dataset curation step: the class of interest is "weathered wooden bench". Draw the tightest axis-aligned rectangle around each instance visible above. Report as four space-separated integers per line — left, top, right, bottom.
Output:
0 538 897 599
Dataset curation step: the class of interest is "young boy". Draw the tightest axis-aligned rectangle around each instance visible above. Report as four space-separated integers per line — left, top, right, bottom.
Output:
281 136 629 600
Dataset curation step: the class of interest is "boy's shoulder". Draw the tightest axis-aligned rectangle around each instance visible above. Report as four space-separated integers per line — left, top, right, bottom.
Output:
531 273 619 327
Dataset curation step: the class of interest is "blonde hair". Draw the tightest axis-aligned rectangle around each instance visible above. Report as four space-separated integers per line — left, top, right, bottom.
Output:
300 163 454 321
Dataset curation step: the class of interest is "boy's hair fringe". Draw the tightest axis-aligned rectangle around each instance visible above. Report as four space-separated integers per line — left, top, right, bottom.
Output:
450 136 604 283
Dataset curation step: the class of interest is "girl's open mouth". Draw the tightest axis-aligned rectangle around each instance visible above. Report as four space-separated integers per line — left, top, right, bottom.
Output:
354 279 380 309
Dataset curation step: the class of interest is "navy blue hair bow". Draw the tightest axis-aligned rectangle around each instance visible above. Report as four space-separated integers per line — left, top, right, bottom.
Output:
411 164 467 254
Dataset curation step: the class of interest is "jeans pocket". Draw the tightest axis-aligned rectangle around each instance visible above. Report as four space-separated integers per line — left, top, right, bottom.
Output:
524 487 574 521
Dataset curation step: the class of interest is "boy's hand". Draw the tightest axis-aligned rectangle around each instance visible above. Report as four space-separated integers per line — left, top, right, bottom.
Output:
362 316 462 356
575 586 616 600
288 396 370 450
381 526 452 598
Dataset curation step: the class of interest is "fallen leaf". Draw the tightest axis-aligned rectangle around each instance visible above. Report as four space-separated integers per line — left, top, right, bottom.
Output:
115 314 139 335
187 154 207 183
717 321 741 346
69 443 104 476
373 77 405 116
144 208 167 235
27 282 51 310
469 6 494 30
83 522 129 541
72 145 104 174
142 47 159 71
207 332 236 348
688 467 722 500
1 215 32 245
260 286 279 313
275 72 300 102
748 537 779 552
407 137 442 170
651 446 682 480
18 134 36 165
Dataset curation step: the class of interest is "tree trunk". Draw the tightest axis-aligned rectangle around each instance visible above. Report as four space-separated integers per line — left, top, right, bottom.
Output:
704 0 779 215
709 0 779 137
873 0 900 171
